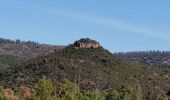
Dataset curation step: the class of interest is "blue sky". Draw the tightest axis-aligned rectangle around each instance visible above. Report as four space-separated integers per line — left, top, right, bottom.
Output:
0 0 170 52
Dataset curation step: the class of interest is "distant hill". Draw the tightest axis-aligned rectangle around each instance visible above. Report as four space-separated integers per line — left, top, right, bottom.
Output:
0 37 64 60
0 37 64 72
0 38 170 97
116 51 170 67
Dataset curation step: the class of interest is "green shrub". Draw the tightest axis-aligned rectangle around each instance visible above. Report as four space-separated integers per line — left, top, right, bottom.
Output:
55 79 105 100
105 90 121 100
121 83 143 100
2 78 169 100
28 77 57 100
0 85 5 100
56 79 81 100
144 90 168 100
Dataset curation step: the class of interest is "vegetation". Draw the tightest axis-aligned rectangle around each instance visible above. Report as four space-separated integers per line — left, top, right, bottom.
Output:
0 37 63 60
0 38 170 99
1 45 170 99
0 55 22 65
0 38 38 45
75 38 99 44
0 78 168 100
116 51 170 67
0 54 23 73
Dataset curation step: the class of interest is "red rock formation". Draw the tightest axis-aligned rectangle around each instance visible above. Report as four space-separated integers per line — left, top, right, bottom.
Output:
74 38 101 49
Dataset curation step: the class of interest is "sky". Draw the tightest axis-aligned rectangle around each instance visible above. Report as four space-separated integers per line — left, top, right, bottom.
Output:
0 0 170 52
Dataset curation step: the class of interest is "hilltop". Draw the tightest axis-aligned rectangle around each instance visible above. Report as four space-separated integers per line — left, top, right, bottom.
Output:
0 38 170 98
74 38 101 49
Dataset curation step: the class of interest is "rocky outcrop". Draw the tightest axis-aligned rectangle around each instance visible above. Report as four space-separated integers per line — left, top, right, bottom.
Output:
74 38 101 49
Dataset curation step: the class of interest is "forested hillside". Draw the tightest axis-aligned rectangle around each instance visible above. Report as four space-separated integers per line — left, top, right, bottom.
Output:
0 38 170 100
116 51 170 67
0 38 64 59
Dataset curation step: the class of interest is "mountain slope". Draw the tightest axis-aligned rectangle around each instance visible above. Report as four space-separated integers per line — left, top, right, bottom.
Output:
116 51 170 67
0 54 23 73
0 38 170 96
0 38 64 60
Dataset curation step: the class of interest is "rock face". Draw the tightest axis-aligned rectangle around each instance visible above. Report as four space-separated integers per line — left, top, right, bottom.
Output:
74 38 101 49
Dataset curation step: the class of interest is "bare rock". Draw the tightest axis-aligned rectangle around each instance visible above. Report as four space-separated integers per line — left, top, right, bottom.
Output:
74 38 101 49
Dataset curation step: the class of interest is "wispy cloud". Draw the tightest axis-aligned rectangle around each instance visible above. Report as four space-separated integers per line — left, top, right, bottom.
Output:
45 8 170 41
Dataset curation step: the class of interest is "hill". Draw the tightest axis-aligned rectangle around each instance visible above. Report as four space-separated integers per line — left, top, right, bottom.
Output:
116 51 170 67
0 37 64 71
0 38 170 98
0 38 64 60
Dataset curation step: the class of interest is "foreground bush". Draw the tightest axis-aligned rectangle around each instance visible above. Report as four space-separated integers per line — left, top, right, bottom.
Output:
27 77 57 100
0 86 6 100
0 78 168 100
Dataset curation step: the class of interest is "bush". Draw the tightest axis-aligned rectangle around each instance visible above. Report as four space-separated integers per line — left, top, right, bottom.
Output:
0 78 169 100
0 85 6 100
144 89 168 100
56 79 82 100
105 90 121 100
3 88 17 100
121 83 142 100
28 77 57 100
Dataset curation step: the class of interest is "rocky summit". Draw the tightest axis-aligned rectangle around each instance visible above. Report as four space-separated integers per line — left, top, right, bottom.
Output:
74 38 101 49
